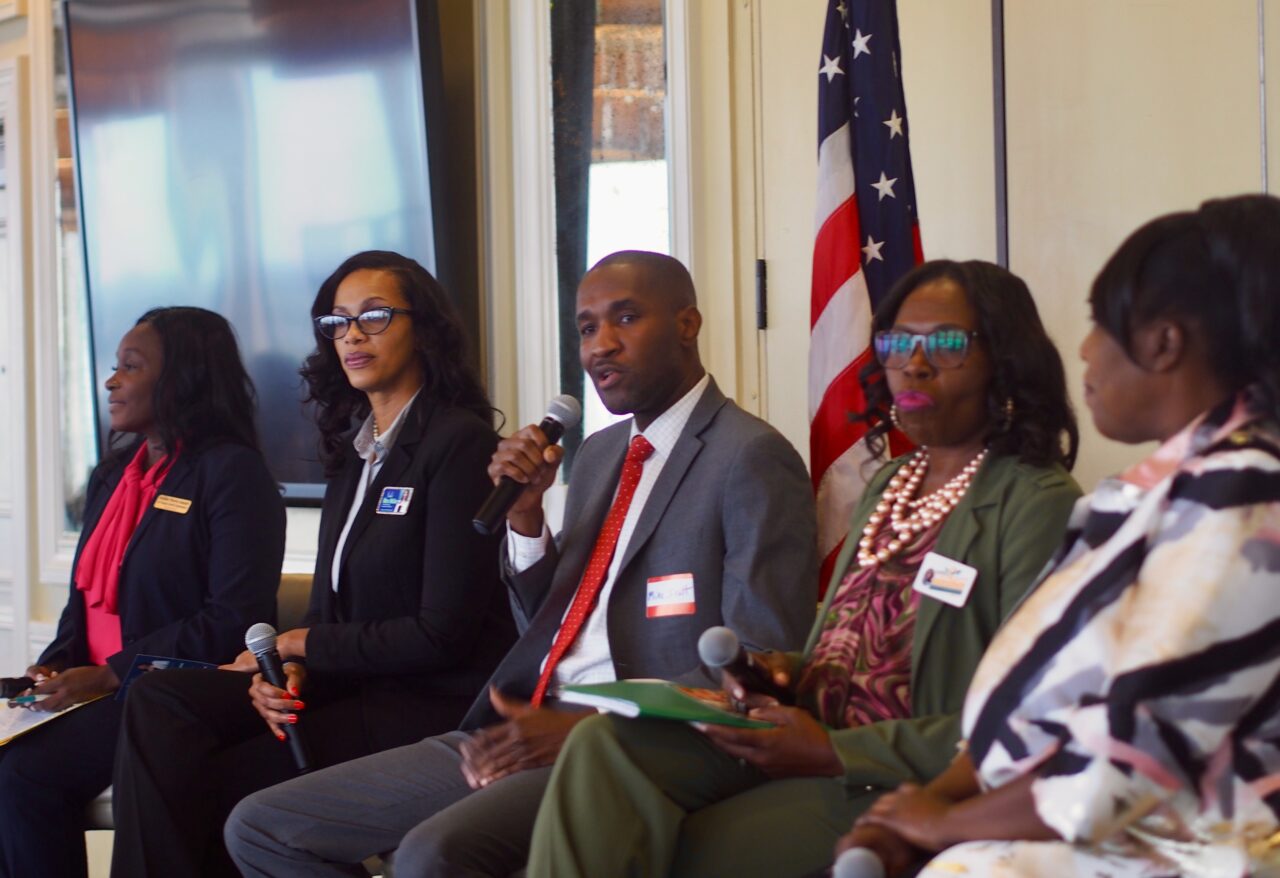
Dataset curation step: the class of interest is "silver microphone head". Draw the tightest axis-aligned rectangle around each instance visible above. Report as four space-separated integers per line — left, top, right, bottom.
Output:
245 622 278 657
832 847 886 878
697 626 740 669
546 395 582 430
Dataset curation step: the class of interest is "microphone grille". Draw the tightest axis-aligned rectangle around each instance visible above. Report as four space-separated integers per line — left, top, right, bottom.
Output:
697 626 739 669
546 395 582 430
245 622 278 655
832 847 886 878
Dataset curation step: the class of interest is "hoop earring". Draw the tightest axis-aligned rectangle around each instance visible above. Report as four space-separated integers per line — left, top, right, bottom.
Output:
890 403 903 430
1001 397 1015 432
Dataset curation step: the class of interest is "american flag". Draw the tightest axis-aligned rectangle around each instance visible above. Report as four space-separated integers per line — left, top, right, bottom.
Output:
810 0 923 592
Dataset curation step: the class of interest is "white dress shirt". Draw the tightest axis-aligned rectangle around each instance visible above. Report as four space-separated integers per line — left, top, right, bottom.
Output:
507 373 711 689
330 388 422 592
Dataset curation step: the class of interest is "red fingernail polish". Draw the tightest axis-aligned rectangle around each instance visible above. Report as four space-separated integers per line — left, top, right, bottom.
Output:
289 686 299 697
276 731 285 741
287 714 298 724
293 700 305 710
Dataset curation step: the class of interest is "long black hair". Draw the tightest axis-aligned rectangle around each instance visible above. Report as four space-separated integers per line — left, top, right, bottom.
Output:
857 259 1078 470
1090 193 1280 422
301 250 495 475
113 306 261 456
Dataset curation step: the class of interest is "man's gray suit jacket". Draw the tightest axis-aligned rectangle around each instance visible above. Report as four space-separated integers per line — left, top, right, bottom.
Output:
460 377 818 730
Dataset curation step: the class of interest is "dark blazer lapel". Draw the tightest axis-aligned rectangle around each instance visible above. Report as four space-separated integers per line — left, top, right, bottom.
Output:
121 453 197 566
616 379 727 574
313 447 363 604
338 396 434 575
556 427 629 589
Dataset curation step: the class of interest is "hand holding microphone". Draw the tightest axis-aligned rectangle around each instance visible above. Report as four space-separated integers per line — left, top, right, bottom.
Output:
697 626 795 707
475 395 582 536
245 623 312 773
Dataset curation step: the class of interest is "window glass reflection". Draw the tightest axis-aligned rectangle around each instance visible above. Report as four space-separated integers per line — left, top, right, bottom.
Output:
552 0 669 468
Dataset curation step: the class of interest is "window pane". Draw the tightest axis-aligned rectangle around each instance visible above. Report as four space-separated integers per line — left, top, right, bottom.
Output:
551 0 669 473
54 3 97 529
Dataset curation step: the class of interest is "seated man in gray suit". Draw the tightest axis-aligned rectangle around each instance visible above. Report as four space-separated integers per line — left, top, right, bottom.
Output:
225 250 818 877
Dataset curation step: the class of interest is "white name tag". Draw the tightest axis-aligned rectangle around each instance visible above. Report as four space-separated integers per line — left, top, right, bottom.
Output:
376 487 413 515
646 573 696 618
911 552 978 608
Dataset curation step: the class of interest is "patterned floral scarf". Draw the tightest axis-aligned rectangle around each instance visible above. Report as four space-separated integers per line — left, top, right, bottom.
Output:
797 518 943 729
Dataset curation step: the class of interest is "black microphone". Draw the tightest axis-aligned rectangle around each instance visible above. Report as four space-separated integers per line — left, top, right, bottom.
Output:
472 395 582 535
245 623 312 774
832 847 887 878
0 677 35 699
696 626 794 706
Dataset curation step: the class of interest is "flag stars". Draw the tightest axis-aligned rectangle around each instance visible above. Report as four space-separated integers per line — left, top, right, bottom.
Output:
836 0 849 23
871 171 899 201
853 96 861 118
862 236 885 264
884 109 904 138
819 54 844 83
851 29 873 58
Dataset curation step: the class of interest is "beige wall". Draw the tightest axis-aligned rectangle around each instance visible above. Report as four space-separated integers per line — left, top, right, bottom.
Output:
748 0 1275 491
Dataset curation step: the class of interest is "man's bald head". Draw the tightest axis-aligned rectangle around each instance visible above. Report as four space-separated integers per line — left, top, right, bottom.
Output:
586 250 697 312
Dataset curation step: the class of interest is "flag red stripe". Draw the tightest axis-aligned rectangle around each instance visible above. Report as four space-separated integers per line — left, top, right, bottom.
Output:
809 348 873 487
810 196 863 326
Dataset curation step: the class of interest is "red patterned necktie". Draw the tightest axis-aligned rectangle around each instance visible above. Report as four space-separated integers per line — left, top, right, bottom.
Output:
530 434 656 707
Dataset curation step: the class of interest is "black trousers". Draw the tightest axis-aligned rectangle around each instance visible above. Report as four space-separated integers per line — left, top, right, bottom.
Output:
0 695 124 878
109 668 397 878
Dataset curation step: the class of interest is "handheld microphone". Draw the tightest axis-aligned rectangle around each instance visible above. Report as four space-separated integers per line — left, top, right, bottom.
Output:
245 623 312 774
696 626 794 706
832 847 887 878
472 395 582 535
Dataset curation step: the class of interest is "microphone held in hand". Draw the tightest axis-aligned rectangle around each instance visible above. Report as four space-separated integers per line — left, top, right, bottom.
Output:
245 623 312 774
832 847 887 878
697 626 794 706
472 395 582 535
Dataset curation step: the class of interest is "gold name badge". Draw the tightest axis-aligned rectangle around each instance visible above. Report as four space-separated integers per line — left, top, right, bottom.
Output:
154 494 192 515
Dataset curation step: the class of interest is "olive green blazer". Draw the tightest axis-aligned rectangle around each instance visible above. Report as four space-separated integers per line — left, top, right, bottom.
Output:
801 452 1081 790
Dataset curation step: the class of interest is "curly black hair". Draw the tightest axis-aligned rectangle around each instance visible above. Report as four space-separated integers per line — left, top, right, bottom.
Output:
1090 193 1280 423
856 260 1078 470
301 250 495 476
113 306 261 457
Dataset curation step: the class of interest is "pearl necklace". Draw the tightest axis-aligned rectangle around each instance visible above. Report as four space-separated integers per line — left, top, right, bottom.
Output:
856 447 989 569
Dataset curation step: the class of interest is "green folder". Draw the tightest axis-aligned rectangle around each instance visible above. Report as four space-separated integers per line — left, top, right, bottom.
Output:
557 680 772 729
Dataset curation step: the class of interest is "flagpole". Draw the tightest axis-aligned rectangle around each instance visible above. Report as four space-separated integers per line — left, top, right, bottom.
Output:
991 0 1009 268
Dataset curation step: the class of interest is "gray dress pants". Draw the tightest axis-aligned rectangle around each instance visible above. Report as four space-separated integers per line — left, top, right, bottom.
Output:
225 730 553 877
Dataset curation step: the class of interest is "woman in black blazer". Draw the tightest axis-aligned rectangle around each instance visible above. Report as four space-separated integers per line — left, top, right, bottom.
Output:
109 252 517 878
0 307 285 878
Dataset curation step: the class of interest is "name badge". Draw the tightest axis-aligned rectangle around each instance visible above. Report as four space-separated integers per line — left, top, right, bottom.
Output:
376 487 413 515
646 573 696 618
153 494 192 515
912 552 978 608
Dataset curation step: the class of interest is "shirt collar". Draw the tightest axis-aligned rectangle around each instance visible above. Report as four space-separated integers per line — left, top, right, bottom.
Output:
629 373 710 460
353 387 423 463
1116 388 1260 492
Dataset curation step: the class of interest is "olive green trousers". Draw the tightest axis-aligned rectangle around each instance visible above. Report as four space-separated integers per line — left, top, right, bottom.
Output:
527 714 881 878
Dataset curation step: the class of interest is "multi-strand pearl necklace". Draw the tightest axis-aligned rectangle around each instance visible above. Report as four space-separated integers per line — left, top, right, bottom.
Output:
856 447 989 569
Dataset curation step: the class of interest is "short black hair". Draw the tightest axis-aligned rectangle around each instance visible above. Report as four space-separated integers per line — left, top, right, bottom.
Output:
1090 193 1280 420
587 250 697 310
301 250 496 476
129 306 261 455
857 259 1078 470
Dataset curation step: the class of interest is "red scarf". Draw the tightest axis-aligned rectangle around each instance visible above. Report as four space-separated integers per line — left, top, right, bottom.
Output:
76 443 176 617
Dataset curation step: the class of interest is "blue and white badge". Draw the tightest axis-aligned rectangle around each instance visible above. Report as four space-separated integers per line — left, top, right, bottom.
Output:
376 486 414 515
